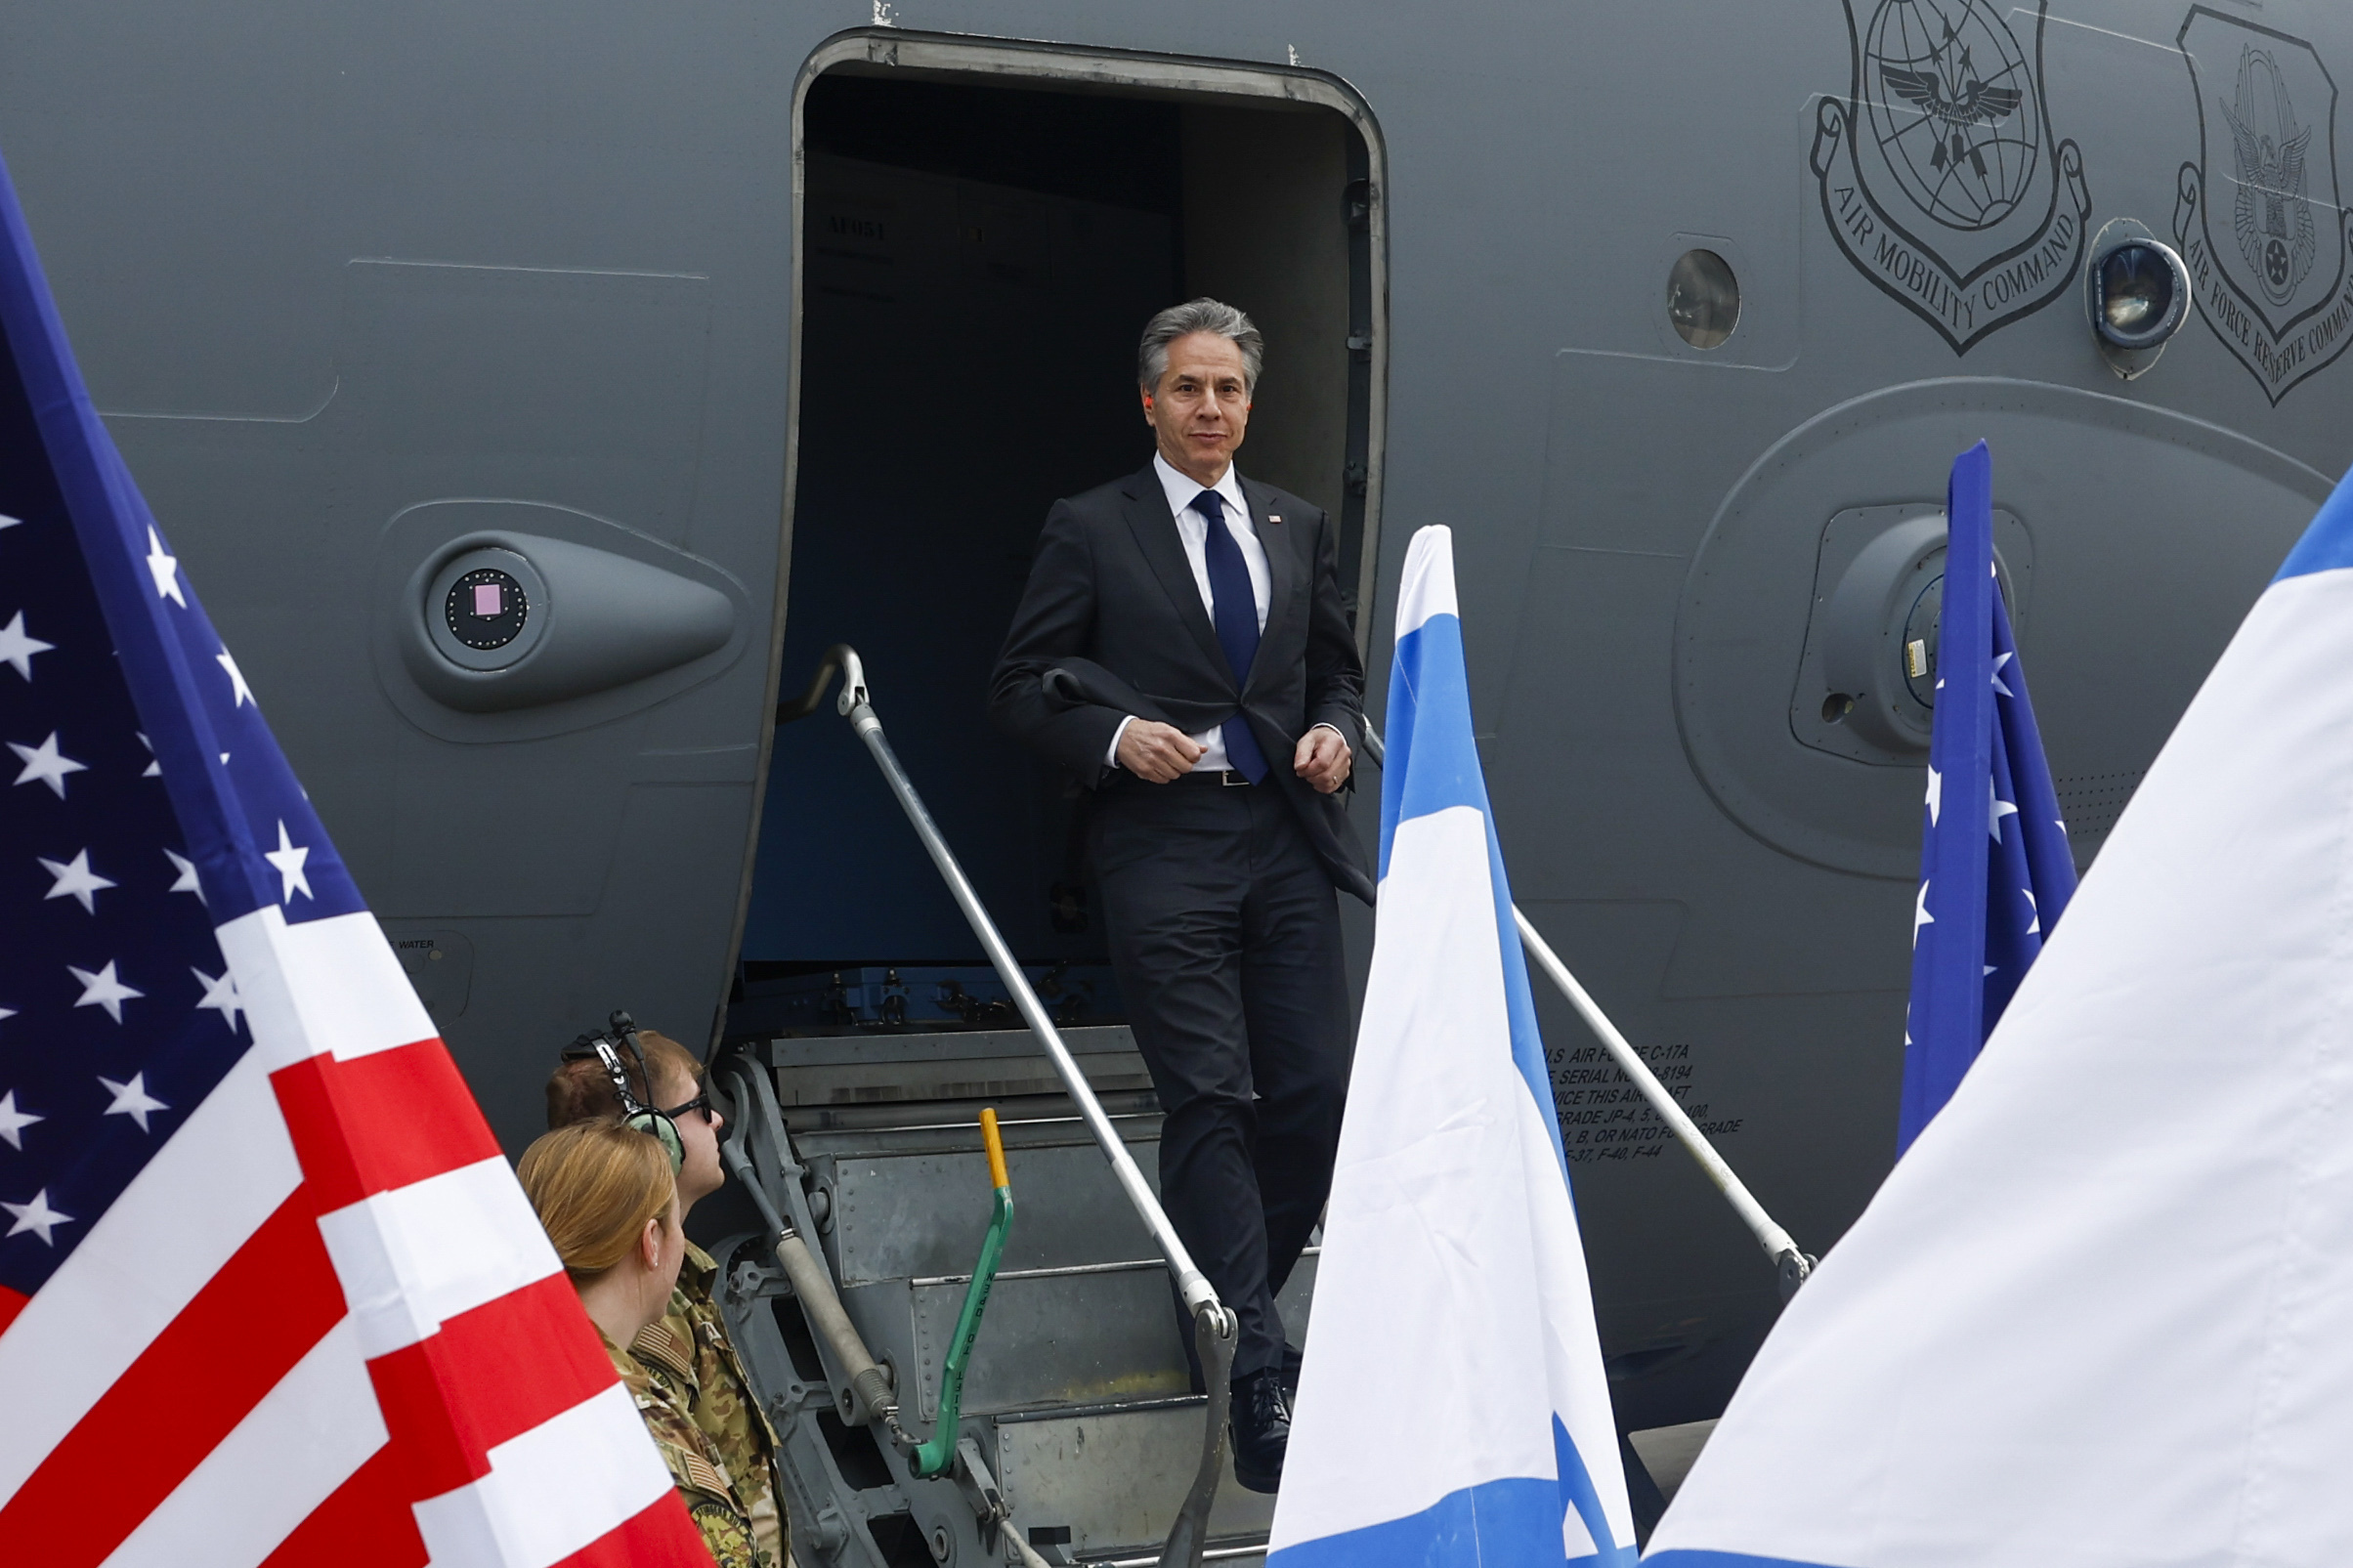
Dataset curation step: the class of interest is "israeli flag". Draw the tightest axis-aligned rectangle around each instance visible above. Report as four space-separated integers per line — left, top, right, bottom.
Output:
1647 465 2353 1568
1268 527 1634 1568
1900 441 2076 1152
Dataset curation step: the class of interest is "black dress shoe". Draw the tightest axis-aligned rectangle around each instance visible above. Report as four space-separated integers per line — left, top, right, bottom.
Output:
1230 1366 1293 1494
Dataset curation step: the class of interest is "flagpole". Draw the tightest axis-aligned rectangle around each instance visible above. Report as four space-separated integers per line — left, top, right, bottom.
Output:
1356 725 1814 1295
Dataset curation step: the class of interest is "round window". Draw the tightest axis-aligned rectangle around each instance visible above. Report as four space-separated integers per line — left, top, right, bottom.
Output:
424 545 549 672
445 568 530 652
1668 249 1740 349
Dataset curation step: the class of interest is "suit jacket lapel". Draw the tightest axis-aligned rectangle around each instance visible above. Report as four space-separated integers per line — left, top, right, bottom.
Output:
1242 477 1297 695
1119 464 1229 682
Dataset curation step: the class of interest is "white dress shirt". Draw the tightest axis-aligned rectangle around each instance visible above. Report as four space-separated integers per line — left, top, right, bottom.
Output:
1105 454 1340 774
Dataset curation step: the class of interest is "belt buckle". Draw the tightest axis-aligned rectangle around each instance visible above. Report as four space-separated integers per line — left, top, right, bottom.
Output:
1221 770 1251 787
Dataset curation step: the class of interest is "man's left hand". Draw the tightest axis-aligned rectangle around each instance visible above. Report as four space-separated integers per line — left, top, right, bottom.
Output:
1294 727 1352 794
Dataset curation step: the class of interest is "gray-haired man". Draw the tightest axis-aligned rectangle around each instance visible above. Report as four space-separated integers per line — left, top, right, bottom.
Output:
989 299 1374 1492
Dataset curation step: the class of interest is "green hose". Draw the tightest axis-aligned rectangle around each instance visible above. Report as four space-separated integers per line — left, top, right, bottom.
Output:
911 1108 1014 1478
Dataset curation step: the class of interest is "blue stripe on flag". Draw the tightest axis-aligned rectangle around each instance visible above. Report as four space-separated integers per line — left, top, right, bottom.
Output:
2273 457 2353 580
1380 613 1486 869
1381 611 1566 1174
1270 1471 1632 1568
1492 820 1568 1176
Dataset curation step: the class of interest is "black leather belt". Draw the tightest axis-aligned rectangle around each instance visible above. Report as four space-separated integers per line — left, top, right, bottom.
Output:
1150 768 1257 787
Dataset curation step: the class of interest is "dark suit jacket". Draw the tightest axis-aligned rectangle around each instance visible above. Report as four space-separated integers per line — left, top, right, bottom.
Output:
990 461 1375 904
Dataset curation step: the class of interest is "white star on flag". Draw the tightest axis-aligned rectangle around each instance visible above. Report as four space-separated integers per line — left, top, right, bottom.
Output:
1926 764 1943 827
0 1089 41 1151
98 1073 169 1132
0 610 53 680
164 847 204 903
1990 780 2019 842
10 731 87 798
265 820 313 903
38 848 116 913
192 966 243 1031
145 525 186 607
2023 887 2041 935
1991 651 2015 698
67 960 144 1023
0 512 20 531
3 1188 71 1246
1914 878 1935 948
137 731 159 777
216 648 254 707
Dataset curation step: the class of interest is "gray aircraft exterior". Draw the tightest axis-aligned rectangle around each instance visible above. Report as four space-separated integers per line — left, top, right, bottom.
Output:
7 0 2349 1558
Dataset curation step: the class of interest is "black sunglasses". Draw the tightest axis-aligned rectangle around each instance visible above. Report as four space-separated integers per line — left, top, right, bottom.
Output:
659 1089 715 1125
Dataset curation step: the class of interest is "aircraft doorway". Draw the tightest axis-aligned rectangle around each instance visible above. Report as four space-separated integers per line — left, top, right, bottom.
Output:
727 48 1384 1041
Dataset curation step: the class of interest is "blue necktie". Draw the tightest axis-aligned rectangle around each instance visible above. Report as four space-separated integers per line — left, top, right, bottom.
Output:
1192 488 1270 783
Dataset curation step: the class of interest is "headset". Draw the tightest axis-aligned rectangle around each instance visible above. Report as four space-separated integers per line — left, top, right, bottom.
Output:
561 1009 685 1174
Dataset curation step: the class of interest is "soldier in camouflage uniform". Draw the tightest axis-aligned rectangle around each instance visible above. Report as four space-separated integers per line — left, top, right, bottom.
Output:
548 1028 791 1568
520 1117 767 1568
634 1242 789 1567
604 1326 760 1568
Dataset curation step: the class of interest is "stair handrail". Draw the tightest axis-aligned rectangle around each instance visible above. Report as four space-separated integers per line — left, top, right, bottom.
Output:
1353 721 1815 1296
793 646 1236 1568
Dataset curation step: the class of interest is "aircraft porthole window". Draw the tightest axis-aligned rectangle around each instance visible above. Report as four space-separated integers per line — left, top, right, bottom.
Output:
421 544 550 673
1668 249 1740 349
2092 240 2188 351
445 567 530 652
2083 220 2189 377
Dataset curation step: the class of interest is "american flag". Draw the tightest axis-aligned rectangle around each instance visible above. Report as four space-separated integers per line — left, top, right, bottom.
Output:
0 151 710 1563
1900 441 2079 1154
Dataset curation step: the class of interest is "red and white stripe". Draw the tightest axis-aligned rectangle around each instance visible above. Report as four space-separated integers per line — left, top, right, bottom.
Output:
0 907 710 1567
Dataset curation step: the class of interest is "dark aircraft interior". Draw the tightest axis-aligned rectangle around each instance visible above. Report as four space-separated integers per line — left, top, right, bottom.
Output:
728 70 1377 1043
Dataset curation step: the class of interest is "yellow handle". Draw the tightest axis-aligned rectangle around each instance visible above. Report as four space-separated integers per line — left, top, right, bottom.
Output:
980 1107 1009 1191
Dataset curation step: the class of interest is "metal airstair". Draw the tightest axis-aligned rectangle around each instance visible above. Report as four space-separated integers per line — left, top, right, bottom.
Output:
706 647 1810 1568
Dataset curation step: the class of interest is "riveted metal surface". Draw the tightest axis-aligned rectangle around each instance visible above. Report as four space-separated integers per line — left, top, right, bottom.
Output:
996 1403 1276 1557
832 1137 1165 1286
910 1267 1191 1420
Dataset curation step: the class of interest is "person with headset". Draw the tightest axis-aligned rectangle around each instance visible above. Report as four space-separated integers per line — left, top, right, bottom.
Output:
547 1014 788 1568
519 1119 757 1568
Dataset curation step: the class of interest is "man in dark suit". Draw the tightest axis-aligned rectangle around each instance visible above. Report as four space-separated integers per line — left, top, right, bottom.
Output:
990 299 1373 1493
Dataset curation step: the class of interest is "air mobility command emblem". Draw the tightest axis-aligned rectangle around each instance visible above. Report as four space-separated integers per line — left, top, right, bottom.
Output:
1813 0 2092 351
2174 9 2353 403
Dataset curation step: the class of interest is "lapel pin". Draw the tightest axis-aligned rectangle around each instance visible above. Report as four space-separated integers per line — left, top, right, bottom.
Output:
1267 513 1283 524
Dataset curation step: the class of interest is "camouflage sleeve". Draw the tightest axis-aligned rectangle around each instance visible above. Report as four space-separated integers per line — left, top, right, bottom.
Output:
633 1378 760 1568
678 1493 759 1568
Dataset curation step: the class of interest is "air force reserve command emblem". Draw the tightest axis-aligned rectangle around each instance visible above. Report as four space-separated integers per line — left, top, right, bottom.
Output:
1813 0 2091 352
2175 9 2353 403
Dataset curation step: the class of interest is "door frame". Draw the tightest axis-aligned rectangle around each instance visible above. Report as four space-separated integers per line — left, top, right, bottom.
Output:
717 29 1391 1047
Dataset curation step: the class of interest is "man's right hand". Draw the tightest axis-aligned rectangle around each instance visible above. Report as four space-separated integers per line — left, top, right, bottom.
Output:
1117 719 1206 783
